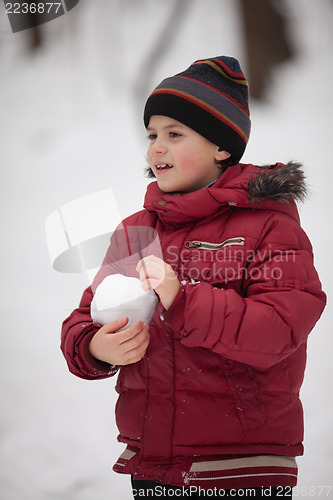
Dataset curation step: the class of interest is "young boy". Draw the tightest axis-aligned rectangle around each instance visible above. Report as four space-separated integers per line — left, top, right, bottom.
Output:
61 56 326 499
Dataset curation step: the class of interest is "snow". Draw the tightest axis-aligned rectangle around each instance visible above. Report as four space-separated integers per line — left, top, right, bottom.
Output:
91 274 158 327
0 0 332 498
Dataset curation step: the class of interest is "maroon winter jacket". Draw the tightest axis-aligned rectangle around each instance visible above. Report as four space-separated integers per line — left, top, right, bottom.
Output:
61 162 326 480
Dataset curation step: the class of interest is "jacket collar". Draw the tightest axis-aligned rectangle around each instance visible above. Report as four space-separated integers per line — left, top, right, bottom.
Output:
143 163 300 225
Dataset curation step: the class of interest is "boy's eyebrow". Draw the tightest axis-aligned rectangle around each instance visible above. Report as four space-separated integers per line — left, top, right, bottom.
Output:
147 123 185 131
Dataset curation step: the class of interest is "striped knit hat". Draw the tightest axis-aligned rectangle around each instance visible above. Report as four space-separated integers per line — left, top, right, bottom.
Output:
144 56 251 164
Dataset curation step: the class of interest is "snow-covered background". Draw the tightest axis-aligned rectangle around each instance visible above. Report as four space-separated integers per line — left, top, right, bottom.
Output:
0 0 332 498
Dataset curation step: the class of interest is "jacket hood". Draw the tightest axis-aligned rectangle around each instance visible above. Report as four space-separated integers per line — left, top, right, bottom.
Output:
144 162 307 225
247 162 307 204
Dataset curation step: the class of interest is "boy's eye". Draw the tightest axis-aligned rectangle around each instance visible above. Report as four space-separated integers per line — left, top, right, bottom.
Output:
147 131 181 141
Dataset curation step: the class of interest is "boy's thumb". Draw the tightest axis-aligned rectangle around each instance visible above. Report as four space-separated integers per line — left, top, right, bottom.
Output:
104 316 129 333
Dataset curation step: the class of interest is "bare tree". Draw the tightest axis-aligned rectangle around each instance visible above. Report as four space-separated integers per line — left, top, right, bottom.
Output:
239 0 294 99
133 0 193 108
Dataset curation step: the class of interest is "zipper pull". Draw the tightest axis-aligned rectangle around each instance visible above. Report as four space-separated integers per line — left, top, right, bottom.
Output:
185 238 245 250
184 241 201 248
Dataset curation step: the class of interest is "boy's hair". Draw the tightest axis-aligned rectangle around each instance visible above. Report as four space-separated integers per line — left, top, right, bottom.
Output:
144 56 251 165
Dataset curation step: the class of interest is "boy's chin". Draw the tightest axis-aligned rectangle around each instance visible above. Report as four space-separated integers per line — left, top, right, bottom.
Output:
157 180 202 194
156 180 178 193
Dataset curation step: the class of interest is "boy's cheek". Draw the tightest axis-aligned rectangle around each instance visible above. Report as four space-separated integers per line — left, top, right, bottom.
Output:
146 150 153 165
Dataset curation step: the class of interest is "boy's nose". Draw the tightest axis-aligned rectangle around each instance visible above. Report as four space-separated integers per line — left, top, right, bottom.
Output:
151 137 167 154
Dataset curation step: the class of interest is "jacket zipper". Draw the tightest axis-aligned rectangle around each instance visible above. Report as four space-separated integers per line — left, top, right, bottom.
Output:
184 237 245 249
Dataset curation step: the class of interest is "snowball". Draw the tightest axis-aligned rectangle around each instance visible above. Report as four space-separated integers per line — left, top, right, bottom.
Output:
91 274 158 329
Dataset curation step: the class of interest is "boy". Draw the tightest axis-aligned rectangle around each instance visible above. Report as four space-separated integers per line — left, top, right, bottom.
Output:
61 56 326 499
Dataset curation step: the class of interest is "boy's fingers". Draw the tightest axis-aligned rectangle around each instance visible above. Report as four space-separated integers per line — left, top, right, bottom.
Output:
118 321 148 344
137 260 152 281
141 279 152 292
137 266 147 282
136 255 162 273
122 329 150 356
136 258 149 273
101 316 129 333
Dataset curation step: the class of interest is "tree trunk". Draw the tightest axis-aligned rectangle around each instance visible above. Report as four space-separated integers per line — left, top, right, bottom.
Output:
239 0 294 99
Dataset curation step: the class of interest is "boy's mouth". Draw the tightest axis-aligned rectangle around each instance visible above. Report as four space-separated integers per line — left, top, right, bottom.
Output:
155 163 173 170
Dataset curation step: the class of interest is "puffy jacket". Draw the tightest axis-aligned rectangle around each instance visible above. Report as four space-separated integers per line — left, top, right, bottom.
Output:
61 162 326 481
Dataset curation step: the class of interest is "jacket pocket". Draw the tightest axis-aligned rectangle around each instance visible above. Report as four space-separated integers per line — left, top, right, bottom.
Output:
223 359 266 430
185 237 245 250
181 238 246 292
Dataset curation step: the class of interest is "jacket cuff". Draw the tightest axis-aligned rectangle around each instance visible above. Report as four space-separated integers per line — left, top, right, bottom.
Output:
77 325 119 377
163 285 186 336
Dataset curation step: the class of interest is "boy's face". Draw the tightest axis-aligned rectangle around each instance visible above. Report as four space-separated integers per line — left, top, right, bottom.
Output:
146 115 230 193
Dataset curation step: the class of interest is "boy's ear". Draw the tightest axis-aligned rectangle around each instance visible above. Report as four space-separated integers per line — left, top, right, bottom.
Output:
215 147 231 162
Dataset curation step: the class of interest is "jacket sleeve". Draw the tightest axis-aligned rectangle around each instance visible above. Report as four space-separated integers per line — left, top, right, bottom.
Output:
61 285 118 380
60 223 133 380
60 217 149 379
163 213 326 369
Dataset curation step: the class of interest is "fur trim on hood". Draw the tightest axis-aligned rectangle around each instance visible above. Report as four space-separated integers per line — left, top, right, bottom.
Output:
247 162 308 203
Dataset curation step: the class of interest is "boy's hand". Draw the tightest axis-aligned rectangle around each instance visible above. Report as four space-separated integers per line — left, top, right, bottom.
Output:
89 317 150 366
136 255 180 310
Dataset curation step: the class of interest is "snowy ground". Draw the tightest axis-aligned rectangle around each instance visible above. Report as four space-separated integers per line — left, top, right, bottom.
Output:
0 1 332 499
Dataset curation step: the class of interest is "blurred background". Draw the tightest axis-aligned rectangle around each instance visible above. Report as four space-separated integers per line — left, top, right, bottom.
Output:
0 0 332 498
